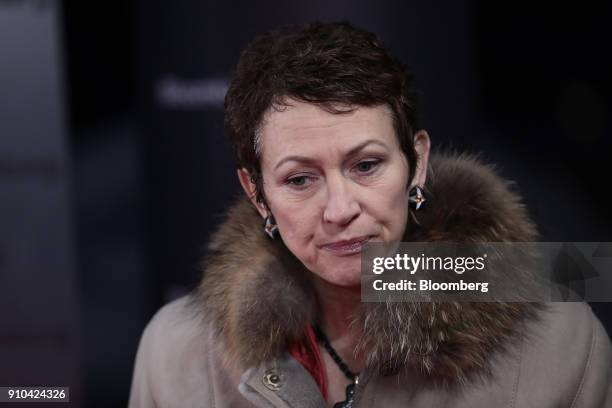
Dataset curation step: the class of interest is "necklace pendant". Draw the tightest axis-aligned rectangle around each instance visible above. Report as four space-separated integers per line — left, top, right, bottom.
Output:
333 383 355 408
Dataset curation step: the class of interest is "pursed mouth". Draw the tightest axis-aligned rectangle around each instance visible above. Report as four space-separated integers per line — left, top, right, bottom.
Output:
320 236 373 255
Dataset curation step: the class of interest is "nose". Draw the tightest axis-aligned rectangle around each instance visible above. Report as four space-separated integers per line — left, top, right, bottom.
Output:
322 174 361 226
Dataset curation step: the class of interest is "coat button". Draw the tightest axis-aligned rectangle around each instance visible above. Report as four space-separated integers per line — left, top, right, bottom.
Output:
263 369 283 391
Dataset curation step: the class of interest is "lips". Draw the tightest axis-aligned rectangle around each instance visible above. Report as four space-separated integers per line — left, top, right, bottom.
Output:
320 236 372 255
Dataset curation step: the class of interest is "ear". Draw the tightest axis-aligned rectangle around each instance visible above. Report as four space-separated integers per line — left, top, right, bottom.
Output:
412 130 431 188
237 168 268 219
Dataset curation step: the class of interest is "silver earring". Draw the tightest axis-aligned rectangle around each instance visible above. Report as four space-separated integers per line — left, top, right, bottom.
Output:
408 185 426 211
263 214 279 239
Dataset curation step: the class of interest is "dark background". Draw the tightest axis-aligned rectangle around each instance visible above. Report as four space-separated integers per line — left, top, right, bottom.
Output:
1 1 611 406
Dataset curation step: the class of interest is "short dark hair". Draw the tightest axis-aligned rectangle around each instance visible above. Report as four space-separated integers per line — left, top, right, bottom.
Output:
224 21 420 205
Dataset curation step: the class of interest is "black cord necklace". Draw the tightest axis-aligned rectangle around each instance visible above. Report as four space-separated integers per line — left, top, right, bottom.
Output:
313 325 359 408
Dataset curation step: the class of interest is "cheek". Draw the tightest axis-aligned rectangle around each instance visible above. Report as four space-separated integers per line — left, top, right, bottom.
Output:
391 183 410 215
369 169 410 237
278 219 321 270
271 202 319 248
383 189 409 232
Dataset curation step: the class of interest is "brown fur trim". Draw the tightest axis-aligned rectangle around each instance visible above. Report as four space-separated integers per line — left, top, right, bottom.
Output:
197 151 542 385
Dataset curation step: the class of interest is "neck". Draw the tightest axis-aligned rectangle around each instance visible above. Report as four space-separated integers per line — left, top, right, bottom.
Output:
311 276 366 373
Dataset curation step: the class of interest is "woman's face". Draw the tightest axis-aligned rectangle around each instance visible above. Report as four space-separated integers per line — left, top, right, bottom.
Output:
239 100 430 287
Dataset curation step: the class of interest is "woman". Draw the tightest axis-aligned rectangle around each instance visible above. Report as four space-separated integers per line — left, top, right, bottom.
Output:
129 22 611 407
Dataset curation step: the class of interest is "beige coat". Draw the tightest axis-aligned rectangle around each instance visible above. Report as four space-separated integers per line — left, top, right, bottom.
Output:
129 152 612 407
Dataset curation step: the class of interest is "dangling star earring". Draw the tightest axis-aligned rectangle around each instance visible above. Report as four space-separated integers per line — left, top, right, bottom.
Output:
408 185 426 211
262 214 279 239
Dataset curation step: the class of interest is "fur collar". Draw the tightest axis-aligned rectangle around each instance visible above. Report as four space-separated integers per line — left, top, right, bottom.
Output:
197 151 542 386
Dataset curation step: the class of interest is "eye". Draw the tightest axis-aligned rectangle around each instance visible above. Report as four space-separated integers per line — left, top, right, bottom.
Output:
354 159 382 174
285 175 315 190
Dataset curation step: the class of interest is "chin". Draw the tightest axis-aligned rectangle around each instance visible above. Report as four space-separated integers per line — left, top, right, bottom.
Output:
318 261 362 288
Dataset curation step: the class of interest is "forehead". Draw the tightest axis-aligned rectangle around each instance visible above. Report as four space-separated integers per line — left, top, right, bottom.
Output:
258 100 397 160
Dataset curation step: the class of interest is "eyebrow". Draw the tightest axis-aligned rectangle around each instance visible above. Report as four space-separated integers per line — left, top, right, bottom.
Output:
273 139 389 171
